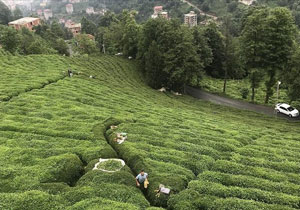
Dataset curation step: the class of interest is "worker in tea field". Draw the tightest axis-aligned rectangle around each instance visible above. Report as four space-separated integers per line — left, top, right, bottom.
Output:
136 169 149 192
68 69 73 77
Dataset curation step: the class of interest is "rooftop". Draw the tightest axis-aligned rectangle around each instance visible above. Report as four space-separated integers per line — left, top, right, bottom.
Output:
9 17 39 25
66 23 81 28
185 11 197 17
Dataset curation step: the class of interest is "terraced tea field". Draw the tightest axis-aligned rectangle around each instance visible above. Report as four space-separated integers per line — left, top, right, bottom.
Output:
0 54 300 209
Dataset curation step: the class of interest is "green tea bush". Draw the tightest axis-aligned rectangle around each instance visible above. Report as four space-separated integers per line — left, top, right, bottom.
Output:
199 171 300 196
189 180 300 208
63 185 149 208
209 197 296 210
67 197 139 210
0 190 67 210
212 160 300 185
40 154 84 185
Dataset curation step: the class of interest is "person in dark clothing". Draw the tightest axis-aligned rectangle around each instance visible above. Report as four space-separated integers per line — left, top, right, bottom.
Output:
67 69 73 77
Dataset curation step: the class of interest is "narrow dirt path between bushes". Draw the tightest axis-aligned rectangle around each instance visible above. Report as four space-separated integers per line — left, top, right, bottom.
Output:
102 122 154 206
186 86 300 121
1 75 67 102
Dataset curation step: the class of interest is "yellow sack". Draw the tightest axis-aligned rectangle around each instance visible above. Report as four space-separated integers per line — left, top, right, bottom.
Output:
144 179 149 189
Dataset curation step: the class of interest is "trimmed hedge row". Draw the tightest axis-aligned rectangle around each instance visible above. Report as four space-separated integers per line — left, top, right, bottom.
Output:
208 197 297 210
189 180 300 208
0 190 67 210
66 197 139 210
212 160 300 185
232 154 300 174
199 171 300 196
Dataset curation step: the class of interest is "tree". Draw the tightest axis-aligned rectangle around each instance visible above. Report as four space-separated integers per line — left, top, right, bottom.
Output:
81 17 97 35
192 26 212 77
52 38 69 56
0 1 12 25
0 26 20 54
203 23 225 78
13 7 23 20
163 25 201 92
263 8 296 103
144 41 165 88
241 8 269 102
222 16 244 93
284 46 300 103
138 18 202 91
138 18 172 88
120 10 140 58
74 34 97 54
242 7 296 103
50 21 65 39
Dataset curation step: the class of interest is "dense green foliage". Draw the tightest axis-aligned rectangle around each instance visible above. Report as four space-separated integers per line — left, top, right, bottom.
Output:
0 0 12 25
241 7 296 103
1 53 300 209
0 25 67 55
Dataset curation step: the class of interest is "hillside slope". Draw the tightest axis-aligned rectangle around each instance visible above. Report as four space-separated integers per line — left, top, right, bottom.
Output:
0 54 300 209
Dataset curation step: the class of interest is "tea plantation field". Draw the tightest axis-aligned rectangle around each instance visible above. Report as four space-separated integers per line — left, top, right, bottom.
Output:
0 54 300 210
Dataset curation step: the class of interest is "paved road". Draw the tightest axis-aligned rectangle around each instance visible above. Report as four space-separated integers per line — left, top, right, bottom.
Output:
186 86 300 121
181 0 218 20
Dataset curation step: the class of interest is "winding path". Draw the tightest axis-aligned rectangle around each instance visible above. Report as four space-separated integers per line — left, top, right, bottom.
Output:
186 86 300 121
181 0 218 20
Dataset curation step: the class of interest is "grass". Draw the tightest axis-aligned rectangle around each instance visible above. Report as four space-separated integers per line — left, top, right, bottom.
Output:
200 74 300 108
0 53 300 209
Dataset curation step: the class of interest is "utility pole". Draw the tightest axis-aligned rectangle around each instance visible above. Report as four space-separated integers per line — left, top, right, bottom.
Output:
277 81 281 104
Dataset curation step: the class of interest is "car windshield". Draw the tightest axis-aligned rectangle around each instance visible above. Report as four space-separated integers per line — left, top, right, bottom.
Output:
287 106 295 111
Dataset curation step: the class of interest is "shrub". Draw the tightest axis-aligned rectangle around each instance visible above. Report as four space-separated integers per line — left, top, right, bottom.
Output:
0 190 67 210
189 180 300 208
67 197 139 210
209 197 296 210
39 154 84 186
240 88 249 99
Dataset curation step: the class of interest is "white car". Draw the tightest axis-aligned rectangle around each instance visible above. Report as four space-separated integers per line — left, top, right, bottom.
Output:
275 103 299 117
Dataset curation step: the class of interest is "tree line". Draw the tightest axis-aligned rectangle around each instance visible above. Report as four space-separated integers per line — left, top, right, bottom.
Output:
0 21 72 55
81 7 300 104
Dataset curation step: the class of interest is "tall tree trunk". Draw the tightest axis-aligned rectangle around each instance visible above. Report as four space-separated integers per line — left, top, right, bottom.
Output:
265 93 270 104
223 69 227 93
265 70 276 104
223 78 227 93
251 87 255 102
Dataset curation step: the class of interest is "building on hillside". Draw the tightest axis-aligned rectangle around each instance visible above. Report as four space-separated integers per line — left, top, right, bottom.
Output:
239 0 254 5
66 4 73 14
184 11 197 27
66 22 81 35
59 18 66 24
158 11 168 19
40 2 46 7
151 6 169 19
86 7 95 14
37 9 43 16
69 0 80 3
9 17 40 30
44 9 53 20
154 6 163 14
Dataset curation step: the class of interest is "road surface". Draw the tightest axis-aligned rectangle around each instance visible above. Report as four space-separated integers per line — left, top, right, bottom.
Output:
181 0 218 20
186 86 300 121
